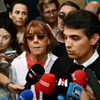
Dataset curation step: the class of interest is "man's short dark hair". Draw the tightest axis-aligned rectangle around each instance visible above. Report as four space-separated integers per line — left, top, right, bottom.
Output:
63 10 100 39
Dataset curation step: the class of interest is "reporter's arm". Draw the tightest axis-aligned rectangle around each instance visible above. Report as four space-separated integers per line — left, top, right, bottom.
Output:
0 73 24 94
0 73 11 87
6 82 24 94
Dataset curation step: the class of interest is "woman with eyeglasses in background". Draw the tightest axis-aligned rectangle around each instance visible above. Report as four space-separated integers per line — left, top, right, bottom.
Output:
37 0 60 37
9 20 58 100
52 1 80 57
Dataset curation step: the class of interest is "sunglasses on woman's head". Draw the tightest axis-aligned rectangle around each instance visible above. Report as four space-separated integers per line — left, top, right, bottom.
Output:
26 32 47 41
58 12 66 19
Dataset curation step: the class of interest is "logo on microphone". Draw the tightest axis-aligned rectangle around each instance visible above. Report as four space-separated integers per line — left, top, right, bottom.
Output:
73 86 82 96
58 78 68 87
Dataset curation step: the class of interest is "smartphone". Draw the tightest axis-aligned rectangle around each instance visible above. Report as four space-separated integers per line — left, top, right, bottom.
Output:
4 50 17 56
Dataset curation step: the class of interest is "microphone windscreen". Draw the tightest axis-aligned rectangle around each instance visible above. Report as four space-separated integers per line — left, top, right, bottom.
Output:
72 70 87 87
39 73 56 94
66 82 83 100
17 90 33 100
25 64 45 89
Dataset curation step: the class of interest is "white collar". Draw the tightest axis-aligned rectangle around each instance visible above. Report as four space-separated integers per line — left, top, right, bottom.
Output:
74 50 99 68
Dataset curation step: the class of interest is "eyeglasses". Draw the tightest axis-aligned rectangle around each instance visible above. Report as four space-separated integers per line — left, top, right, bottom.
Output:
44 9 57 16
58 12 66 19
26 33 47 41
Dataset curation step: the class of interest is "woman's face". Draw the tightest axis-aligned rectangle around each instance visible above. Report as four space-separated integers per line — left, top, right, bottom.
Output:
43 3 58 24
0 28 11 52
26 27 50 56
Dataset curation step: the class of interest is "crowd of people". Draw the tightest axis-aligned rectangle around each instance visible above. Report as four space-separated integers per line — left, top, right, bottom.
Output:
0 0 100 100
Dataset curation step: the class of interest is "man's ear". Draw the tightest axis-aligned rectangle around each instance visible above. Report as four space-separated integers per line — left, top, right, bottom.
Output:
90 33 100 46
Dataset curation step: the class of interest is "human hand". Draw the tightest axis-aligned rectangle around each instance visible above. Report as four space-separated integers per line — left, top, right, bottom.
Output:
7 82 25 94
80 85 96 100
0 52 17 64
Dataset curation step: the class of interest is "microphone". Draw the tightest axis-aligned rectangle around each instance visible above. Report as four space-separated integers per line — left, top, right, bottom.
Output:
72 70 87 88
17 90 33 100
39 73 56 94
66 82 83 100
25 64 45 89
66 70 87 100
56 73 72 98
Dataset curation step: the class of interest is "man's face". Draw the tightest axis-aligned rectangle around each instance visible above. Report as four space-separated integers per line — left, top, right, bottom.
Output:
63 27 97 63
58 5 78 32
43 3 57 24
9 3 28 27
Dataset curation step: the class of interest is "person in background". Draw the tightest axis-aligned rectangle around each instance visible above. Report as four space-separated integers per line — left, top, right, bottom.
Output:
9 20 58 100
9 0 29 51
52 1 80 57
37 0 60 37
0 18 24 99
85 1 100 15
0 1 24 98
85 1 100 53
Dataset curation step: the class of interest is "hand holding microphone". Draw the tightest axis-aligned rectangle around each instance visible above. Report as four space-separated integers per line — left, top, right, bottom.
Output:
18 64 45 100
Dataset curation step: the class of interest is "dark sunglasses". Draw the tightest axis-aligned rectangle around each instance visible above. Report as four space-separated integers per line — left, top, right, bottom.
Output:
58 12 66 19
26 33 47 41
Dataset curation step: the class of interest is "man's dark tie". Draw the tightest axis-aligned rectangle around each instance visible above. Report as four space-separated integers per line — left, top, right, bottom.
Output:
73 63 84 70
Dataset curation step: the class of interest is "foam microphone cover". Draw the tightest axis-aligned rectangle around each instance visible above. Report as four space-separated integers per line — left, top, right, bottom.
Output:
39 73 56 94
72 70 87 88
25 64 45 89
17 90 33 100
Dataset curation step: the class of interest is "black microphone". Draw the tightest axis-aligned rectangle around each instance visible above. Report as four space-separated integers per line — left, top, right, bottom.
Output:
24 64 45 89
85 68 100 100
56 73 72 98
